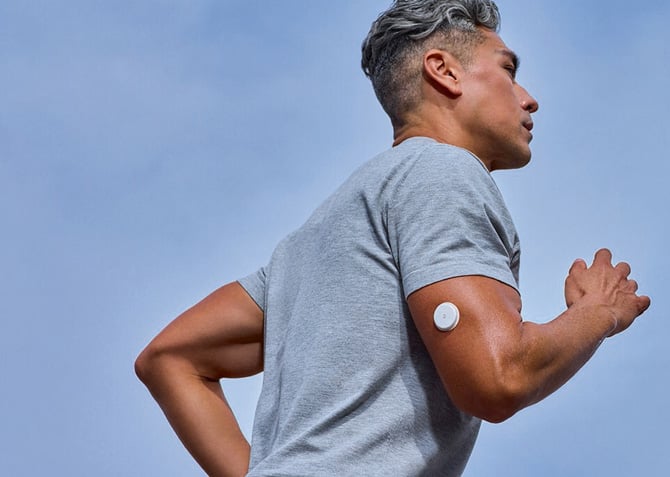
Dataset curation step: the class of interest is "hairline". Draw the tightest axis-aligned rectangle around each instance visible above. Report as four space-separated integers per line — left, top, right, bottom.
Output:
362 1 502 126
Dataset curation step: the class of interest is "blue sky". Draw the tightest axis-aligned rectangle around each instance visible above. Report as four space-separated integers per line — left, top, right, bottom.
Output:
1 1 668 475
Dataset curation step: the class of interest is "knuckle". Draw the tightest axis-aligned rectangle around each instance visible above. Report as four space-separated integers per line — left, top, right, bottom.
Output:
614 262 631 279
569 259 586 273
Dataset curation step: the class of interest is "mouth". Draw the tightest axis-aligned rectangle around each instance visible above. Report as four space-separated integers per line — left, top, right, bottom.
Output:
522 120 534 142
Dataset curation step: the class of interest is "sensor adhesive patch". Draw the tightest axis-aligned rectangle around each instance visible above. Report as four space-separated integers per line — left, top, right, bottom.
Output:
433 302 460 332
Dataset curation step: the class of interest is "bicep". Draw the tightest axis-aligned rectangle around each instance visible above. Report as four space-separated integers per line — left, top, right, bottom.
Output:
146 281 264 380
407 276 524 416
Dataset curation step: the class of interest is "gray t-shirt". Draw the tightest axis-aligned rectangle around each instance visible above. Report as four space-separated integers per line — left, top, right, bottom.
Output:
239 137 520 476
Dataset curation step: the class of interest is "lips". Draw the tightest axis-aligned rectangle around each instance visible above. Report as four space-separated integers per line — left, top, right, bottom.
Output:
522 119 534 142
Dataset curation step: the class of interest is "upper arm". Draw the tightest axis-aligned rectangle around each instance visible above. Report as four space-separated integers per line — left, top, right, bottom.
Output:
139 281 264 380
407 275 525 421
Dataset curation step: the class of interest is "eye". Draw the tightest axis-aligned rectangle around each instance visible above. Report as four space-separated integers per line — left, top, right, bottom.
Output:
504 64 517 79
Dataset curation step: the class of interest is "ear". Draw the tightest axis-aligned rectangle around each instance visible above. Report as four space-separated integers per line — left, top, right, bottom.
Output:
423 49 463 97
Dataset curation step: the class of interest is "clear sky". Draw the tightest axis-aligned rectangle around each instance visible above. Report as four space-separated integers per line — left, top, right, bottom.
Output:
1 1 668 475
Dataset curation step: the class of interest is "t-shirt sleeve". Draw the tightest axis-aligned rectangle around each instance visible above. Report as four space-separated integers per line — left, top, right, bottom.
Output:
237 267 267 312
387 145 520 298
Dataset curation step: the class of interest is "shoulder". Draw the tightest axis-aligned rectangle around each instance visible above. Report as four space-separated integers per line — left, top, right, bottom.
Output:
406 140 493 185
377 138 500 205
350 138 492 197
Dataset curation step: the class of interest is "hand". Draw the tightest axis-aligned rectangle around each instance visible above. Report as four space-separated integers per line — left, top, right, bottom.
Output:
564 248 650 336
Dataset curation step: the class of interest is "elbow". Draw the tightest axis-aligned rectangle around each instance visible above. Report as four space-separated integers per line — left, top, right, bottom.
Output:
135 341 172 388
481 377 530 423
134 344 157 385
474 393 523 424
450 368 535 424
461 394 521 424
135 336 203 391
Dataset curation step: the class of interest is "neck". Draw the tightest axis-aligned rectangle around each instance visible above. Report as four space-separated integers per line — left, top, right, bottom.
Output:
392 123 494 172
392 113 453 147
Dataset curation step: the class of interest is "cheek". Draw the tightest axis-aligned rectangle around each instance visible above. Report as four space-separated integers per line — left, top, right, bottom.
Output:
486 85 517 113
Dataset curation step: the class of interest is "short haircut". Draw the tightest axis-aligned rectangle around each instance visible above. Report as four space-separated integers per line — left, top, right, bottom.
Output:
361 0 500 127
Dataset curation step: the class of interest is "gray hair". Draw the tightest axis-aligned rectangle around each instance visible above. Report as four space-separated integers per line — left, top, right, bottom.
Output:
361 0 501 126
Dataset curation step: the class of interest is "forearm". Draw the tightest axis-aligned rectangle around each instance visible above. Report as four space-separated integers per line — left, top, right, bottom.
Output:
138 356 250 477
512 251 648 411
451 304 616 422
410 252 649 423
511 303 617 409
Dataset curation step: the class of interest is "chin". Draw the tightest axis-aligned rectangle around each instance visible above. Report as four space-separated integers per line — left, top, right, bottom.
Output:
490 153 531 171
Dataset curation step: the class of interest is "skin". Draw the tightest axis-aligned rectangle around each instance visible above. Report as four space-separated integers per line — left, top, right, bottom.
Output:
400 29 649 421
135 282 263 476
135 26 650 475
394 29 538 171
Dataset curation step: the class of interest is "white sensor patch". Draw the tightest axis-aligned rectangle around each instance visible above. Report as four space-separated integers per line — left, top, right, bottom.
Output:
433 302 460 332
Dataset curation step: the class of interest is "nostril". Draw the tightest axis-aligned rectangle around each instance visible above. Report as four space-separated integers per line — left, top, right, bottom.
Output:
521 97 539 113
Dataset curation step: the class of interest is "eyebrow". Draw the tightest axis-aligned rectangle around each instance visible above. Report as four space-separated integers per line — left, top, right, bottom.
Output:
497 48 521 71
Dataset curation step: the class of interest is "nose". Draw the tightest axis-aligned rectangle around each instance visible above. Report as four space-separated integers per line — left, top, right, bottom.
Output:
519 86 539 113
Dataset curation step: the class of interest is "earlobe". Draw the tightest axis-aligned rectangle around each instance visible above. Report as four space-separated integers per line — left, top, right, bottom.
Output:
423 49 463 97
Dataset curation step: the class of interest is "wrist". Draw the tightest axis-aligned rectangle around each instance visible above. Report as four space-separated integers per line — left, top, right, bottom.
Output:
567 302 618 338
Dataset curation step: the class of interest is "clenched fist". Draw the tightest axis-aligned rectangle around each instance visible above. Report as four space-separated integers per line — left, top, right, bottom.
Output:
565 248 651 337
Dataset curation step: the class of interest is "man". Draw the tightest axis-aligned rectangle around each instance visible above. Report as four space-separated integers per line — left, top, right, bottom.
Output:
135 1 651 475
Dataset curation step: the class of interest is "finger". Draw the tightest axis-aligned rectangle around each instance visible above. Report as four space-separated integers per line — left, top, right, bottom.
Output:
593 248 613 266
569 258 587 274
615 261 632 278
626 279 639 293
637 295 651 314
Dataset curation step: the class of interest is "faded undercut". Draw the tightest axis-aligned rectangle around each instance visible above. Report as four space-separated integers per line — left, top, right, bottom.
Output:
361 0 500 127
